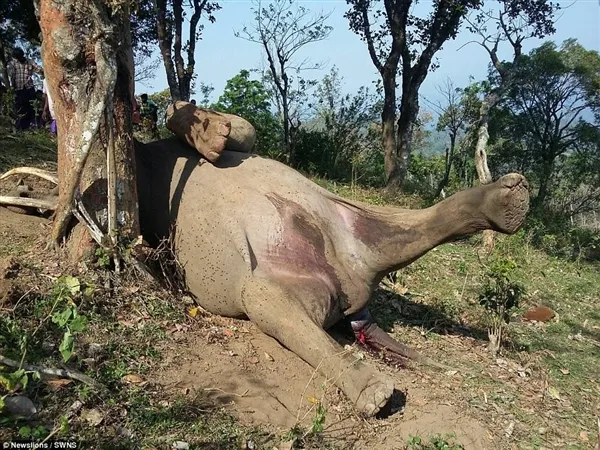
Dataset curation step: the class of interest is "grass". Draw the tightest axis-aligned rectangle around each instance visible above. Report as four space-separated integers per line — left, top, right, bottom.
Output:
0 129 57 173
1 129 599 449
370 231 600 449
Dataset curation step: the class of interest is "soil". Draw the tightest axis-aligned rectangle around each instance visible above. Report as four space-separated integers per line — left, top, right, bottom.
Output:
155 318 494 449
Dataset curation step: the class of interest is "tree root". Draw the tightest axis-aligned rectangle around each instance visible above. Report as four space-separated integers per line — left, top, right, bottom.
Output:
0 167 59 185
0 196 57 210
0 354 107 393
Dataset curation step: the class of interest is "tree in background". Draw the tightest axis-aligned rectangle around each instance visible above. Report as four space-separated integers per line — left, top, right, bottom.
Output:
490 40 600 209
154 0 221 101
425 78 468 199
211 69 281 157
345 0 481 191
147 89 171 126
294 67 380 182
464 0 558 193
237 0 332 166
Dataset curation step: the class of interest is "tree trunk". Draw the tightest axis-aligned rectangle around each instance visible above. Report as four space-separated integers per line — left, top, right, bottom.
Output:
39 0 139 256
534 160 554 209
434 133 455 199
281 91 293 165
474 95 495 254
155 0 180 101
395 92 419 190
381 73 399 191
0 38 10 89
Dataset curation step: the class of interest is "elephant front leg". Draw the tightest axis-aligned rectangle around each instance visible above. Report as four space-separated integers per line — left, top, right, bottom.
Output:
240 276 395 417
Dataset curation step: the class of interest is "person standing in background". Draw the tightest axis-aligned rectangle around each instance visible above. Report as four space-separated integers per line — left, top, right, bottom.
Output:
8 48 41 131
42 77 57 135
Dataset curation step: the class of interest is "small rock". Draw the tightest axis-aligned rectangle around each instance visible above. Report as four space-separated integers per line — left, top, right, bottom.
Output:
248 356 259 364
3 396 37 418
172 441 189 450
70 400 83 411
87 343 103 357
505 421 515 437
82 408 104 426
121 374 145 385
116 426 133 439
264 352 274 362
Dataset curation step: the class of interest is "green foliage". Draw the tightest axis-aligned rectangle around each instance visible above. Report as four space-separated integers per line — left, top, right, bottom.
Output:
479 258 525 324
147 89 171 126
48 276 89 362
524 211 600 262
0 0 41 50
489 39 600 208
294 67 383 185
18 425 49 439
95 247 112 268
406 433 464 450
211 70 281 156
311 402 327 435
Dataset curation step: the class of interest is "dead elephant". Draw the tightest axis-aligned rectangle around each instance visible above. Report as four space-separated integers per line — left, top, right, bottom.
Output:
0 124 529 417
134 137 529 416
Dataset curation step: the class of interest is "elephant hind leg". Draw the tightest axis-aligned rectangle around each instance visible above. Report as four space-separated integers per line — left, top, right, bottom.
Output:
240 275 395 417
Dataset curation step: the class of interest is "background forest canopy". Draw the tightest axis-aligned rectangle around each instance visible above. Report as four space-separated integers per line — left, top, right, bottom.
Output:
1 0 599 259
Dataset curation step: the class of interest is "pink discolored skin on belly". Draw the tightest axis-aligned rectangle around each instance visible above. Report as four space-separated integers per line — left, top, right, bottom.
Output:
257 193 348 324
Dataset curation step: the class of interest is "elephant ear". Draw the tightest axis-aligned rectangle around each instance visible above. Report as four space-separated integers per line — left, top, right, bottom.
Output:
165 102 256 163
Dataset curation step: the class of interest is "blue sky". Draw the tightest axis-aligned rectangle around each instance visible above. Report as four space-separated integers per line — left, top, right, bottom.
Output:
136 0 600 108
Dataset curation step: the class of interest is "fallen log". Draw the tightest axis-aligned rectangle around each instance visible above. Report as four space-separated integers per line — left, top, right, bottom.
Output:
166 101 256 163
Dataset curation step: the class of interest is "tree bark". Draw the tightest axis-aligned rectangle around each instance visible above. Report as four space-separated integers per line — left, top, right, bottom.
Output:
381 70 399 191
435 133 456 199
0 38 10 89
534 159 554 209
474 94 496 254
394 90 419 189
39 0 139 256
155 0 180 101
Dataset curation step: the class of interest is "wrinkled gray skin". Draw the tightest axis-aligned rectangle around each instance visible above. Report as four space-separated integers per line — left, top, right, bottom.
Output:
136 137 530 417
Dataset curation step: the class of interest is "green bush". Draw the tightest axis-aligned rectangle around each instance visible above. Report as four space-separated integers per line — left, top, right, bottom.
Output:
524 210 600 261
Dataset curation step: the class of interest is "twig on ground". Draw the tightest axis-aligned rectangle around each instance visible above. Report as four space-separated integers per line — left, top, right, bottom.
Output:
0 355 106 392
204 387 249 397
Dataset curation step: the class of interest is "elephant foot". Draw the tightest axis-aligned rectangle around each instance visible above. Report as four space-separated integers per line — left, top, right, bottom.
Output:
483 173 529 234
355 371 395 417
